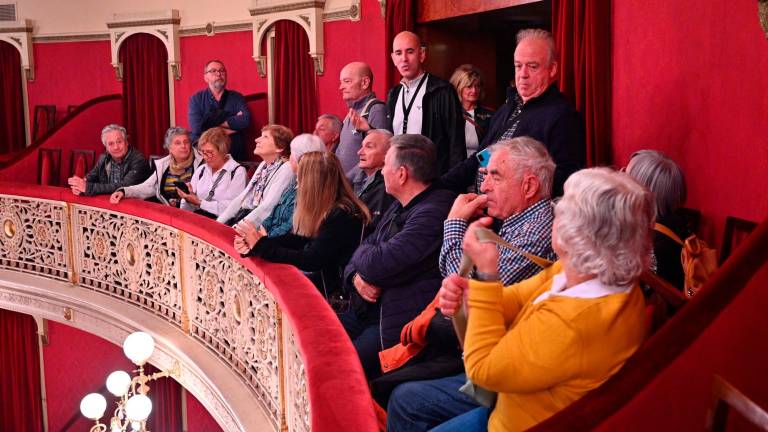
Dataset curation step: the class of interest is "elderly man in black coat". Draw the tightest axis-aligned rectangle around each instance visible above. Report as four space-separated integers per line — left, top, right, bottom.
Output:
340 134 456 380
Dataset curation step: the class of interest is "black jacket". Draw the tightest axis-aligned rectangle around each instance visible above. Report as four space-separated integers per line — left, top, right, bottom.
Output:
357 170 395 237
344 185 456 348
386 73 466 174
84 147 151 196
249 207 365 296
469 105 495 145
441 84 585 197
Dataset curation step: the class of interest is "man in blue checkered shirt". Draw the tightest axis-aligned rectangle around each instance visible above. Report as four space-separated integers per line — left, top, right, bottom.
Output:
386 136 558 432
439 136 557 284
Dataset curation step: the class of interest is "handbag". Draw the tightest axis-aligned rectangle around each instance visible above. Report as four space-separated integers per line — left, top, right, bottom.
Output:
654 223 718 297
453 227 553 408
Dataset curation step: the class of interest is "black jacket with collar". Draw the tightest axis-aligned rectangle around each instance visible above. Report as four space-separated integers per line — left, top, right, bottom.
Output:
386 73 467 174
84 147 151 196
440 84 585 197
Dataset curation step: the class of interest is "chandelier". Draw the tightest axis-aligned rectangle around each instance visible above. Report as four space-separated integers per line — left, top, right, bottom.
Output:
79 331 178 432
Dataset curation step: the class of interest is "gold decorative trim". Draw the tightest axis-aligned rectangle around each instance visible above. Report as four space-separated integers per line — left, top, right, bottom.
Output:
65 203 77 285
759 0 768 39
107 18 181 29
0 26 33 33
276 304 287 432
250 1 325 16
179 231 191 334
323 4 360 21
179 22 252 36
32 33 110 43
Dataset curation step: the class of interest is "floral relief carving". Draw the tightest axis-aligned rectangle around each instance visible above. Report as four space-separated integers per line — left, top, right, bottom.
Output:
0 196 68 280
72 207 183 325
285 325 310 432
186 238 282 427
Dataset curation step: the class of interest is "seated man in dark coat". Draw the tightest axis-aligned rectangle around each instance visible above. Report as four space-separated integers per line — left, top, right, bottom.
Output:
67 124 150 196
441 28 586 197
349 129 396 236
340 134 456 380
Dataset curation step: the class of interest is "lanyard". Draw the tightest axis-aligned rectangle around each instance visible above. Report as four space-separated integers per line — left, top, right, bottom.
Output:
400 74 428 134
204 168 228 201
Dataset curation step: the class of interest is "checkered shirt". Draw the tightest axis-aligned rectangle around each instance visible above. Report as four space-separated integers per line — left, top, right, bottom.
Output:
439 198 557 285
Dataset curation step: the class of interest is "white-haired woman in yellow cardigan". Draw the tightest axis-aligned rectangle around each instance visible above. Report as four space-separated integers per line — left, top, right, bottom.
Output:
435 168 654 432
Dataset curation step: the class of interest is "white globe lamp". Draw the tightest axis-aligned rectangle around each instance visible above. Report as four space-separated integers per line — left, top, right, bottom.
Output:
125 394 152 421
122 332 155 366
106 370 132 397
80 393 107 420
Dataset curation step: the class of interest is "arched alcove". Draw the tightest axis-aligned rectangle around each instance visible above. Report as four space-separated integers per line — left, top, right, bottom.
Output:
0 40 26 154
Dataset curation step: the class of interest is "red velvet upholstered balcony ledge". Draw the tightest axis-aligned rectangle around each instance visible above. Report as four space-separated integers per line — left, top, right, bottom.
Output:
0 181 378 432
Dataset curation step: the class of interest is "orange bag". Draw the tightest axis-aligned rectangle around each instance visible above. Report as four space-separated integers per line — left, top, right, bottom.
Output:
655 223 718 297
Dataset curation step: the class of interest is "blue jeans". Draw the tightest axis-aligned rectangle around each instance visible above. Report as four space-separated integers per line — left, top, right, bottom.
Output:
387 373 481 432
429 406 490 432
338 308 383 380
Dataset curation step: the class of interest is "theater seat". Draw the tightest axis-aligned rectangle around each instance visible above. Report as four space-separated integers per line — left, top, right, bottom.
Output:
707 375 768 431
69 150 96 178
720 216 758 265
38 148 62 186
33 105 56 141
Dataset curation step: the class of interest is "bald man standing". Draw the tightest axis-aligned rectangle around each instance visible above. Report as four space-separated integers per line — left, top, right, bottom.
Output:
386 31 465 174
338 61 388 175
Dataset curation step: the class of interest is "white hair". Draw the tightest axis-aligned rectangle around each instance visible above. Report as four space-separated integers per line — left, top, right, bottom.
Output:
516 28 557 64
100 124 128 146
627 149 687 217
488 136 555 199
554 168 656 286
290 134 326 162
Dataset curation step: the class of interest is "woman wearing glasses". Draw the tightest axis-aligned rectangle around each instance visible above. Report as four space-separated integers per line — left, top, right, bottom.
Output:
177 127 248 218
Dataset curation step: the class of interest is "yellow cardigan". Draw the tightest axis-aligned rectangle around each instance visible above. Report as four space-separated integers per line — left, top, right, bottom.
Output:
465 262 647 432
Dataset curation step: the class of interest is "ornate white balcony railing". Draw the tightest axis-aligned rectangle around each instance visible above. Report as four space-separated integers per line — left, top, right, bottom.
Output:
0 183 376 432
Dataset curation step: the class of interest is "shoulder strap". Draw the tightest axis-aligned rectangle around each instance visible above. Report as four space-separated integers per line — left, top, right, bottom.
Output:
654 223 685 246
361 98 385 119
457 227 553 276
230 163 245 180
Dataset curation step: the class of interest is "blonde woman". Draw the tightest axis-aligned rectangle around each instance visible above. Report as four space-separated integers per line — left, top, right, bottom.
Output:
178 127 248 218
449 64 494 157
235 151 370 297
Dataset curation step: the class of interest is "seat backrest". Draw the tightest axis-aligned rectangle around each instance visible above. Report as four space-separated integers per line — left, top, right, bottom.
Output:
37 148 62 186
720 216 758 265
33 105 57 141
69 149 96 178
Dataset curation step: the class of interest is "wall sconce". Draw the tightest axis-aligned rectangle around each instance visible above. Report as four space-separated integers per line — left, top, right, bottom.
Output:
79 332 178 432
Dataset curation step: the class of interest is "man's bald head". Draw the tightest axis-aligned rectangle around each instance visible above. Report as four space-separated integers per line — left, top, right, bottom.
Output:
391 31 426 82
340 61 374 103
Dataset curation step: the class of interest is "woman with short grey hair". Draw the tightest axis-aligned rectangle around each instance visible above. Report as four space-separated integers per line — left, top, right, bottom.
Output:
110 126 202 207
626 149 689 289
435 168 654 432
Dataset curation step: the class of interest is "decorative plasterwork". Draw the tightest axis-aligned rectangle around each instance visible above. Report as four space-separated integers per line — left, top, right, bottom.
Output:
250 1 326 77
107 10 182 81
0 19 35 81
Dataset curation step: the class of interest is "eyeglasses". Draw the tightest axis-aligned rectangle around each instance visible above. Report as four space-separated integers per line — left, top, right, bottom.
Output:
200 150 217 158
206 68 227 75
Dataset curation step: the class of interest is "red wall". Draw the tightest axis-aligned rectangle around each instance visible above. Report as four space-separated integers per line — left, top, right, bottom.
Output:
22 0 386 148
612 0 768 246
42 321 222 431
27 41 121 125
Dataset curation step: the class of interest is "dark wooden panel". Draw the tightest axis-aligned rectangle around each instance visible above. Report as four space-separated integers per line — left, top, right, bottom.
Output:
417 0 540 23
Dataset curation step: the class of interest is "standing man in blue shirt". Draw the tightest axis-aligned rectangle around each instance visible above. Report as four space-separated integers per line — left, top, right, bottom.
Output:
188 60 251 161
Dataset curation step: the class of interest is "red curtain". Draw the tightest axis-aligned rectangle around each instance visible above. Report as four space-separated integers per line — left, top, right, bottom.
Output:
384 0 416 90
273 20 318 134
144 364 183 432
120 33 170 157
0 41 26 155
0 309 44 431
552 0 612 166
